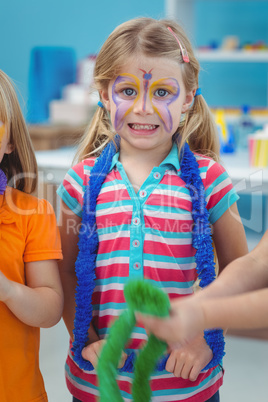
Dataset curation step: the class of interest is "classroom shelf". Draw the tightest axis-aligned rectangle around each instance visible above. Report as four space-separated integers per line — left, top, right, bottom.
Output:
195 50 268 63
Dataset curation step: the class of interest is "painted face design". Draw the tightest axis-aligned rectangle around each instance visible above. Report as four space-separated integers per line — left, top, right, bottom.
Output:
140 69 153 112
112 73 140 131
0 122 5 146
111 71 180 133
150 78 180 132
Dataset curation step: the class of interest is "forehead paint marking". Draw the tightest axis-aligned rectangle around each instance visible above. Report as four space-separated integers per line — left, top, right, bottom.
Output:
139 69 153 112
112 73 140 131
149 78 180 132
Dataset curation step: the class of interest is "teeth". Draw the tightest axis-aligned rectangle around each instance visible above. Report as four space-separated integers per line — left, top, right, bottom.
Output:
131 124 156 130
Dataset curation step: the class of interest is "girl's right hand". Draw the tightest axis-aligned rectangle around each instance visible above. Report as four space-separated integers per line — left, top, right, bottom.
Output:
81 339 127 369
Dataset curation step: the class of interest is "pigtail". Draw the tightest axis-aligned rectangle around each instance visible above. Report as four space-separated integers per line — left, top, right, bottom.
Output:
178 95 220 162
0 69 38 194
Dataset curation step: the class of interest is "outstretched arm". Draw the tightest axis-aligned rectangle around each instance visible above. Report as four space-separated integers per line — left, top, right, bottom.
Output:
137 230 268 345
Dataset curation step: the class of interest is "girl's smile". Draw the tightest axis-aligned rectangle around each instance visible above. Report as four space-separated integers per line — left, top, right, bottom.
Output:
128 123 159 136
101 55 194 157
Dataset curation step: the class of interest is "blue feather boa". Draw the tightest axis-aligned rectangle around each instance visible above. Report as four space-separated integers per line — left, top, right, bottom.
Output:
72 137 225 372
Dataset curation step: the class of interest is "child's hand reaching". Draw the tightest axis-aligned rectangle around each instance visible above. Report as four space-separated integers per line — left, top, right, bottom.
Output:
82 339 128 369
136 296 205 347
165 333 213 381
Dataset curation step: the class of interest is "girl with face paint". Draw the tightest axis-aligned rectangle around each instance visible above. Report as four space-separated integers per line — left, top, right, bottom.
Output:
57 18 248 402
0 70 63 402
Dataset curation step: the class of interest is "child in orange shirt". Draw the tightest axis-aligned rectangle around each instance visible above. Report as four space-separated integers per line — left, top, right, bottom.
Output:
0 69 63 402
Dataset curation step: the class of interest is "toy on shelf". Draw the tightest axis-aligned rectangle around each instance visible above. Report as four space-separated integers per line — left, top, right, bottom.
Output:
235 105 256 150
198 37 268 52
249 124 268 167
214 109 235 153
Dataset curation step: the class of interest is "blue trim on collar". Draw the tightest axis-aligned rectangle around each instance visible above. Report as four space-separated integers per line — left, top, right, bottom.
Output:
109 141 180 173
159 142 180 171
109 151 120 172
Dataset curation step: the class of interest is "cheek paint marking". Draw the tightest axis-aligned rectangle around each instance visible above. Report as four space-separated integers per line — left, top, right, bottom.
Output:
0 122 5 146
150 78 180 132
139 69 153 112
112 74 140 131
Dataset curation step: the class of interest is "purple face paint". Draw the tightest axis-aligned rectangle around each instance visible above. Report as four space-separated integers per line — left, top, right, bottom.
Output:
112 74 140 131
150 78 180 132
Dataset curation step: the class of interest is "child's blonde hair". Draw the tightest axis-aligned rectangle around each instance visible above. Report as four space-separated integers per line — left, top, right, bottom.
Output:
76 17 219 162
0 70 37 193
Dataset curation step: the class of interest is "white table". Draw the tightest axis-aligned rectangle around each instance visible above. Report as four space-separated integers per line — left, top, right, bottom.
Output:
220 151 268 234
36 147 268 231
35 147 268 191
36 146 76 184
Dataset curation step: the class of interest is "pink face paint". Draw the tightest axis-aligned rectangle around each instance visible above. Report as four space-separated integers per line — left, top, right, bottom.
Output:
149 78 180 132
139 69 153 111
112 74 140 131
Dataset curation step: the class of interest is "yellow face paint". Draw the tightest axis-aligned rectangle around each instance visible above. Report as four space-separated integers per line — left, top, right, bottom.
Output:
0 122 5 146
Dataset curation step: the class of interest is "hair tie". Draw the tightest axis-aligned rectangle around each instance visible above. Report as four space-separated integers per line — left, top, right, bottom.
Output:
98 100 104 108
195 88 202 97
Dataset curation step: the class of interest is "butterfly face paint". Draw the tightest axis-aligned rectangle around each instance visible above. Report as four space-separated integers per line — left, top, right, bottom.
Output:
111 71 180 133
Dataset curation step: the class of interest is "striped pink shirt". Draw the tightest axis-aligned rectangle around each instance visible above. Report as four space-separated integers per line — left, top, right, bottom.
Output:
57 143 238 401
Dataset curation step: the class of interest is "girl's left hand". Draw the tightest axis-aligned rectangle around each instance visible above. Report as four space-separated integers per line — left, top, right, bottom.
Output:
165 333 213 381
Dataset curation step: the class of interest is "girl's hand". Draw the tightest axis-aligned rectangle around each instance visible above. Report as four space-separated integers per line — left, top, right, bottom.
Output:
165 334 213 381
82 340 127 369
0 270 13 302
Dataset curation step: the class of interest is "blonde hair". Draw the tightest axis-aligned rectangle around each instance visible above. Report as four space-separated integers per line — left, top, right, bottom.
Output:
0 70 37 193
76 17 219 162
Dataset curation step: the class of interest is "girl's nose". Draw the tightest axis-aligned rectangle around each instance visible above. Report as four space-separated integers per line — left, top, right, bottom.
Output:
133 94 154 115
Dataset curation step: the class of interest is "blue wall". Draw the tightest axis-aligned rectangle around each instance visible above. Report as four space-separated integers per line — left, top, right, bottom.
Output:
1 0 268 114
0 0 164 114
195 0 268 108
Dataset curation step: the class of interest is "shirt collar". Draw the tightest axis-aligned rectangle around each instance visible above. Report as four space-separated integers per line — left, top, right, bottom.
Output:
159 142 180 171
109 141 180 172
109 151 120 172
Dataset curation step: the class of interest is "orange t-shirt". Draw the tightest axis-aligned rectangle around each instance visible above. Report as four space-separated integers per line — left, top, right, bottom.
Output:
0 187 62 402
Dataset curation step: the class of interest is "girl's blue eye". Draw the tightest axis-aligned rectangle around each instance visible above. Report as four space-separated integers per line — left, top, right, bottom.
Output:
123 88 136 96
155 89 169 97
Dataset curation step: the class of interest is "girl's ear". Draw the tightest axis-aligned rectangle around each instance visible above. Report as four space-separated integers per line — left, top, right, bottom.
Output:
182 90 195 113
100 89 110 111
5 143 14 155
